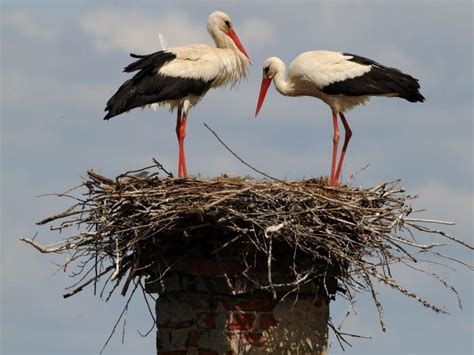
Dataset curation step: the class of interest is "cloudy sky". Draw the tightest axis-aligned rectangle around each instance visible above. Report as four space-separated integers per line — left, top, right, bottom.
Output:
1 0 472 354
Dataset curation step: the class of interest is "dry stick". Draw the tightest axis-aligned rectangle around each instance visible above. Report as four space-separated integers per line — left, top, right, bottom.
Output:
427 251 474 270
116 163 161 181
400 258 463 309
111 238 120 280
328 317 371 351
387 235 445 250
137 280 157 337
328 320 349 351
94 244 99 296
100 280 140 355
204 186 252 209
330 320 371 340
36 183 85 198
364 273 386 332
404 218 455 225
214 244 237 295
87 170 115 185
66 255 103 289
410 224 473 250
63 264 115 298
152 158 173 177
19 238 76 253
203 122 288 184
367 267 448 314
121 306 128 344
265 234 277 300
36 205 87 225
212 234 244 254
346 163 370 184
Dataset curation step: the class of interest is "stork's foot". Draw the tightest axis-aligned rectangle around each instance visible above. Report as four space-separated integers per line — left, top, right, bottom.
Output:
329 177 339 186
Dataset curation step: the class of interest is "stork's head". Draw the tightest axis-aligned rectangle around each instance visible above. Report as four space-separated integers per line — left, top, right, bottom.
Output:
261 57 283 81
255 57 285 117
207 11 251 64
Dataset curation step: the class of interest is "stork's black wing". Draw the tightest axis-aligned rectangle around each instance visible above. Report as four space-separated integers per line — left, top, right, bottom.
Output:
104 51 213 120
322 53 425 103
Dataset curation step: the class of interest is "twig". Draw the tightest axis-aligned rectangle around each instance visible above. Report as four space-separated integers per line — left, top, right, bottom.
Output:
111 238 120 280
404 218 455 225
19 238 76 253
152 158 173 177
203 122 288 183
100 280 140 355
137 280 157 337
63 265 115 299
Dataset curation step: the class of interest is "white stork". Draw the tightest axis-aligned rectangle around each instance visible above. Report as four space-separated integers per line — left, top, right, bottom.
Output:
255 50 425 186
104 11 251 177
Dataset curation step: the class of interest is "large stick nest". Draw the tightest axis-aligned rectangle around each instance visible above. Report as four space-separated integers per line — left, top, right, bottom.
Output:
23 163 472 333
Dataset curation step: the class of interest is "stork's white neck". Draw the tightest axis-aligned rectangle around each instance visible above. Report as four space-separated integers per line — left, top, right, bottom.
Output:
274 71 294 96
208 27 249 69
272 60 295 96
207 22 239 52
209 28 233 49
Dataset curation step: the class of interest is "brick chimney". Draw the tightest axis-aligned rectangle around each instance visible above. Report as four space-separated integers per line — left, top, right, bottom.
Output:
146 256 330 354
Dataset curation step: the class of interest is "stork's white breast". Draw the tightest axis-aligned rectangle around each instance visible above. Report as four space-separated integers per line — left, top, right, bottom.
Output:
157 44 247 88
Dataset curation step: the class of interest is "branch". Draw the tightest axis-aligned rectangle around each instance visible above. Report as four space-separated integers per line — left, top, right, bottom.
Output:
203 122 288 183
20 238 75 253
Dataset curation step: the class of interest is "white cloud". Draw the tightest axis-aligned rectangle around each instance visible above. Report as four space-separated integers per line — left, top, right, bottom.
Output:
78 9 274 54
1 10 58 41
79 8 209 53
2 69 109 110
238 18 274 49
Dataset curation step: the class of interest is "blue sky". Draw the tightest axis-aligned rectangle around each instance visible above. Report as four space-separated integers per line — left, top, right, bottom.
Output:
1 0 472 354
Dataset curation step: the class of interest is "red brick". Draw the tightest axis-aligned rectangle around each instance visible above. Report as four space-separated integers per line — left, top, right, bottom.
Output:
229 313 256 331
199 313 216 329
238 300 277 311
186 330 200 347
198 350 218 355
222 299 278 311
259 313 278 329
241 332 265 346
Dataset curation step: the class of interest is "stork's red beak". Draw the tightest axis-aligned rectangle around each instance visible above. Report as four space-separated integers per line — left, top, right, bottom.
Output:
227 29 252 64
255 78 271 117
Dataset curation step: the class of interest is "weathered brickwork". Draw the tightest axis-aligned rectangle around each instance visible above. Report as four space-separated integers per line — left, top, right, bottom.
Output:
151 262 330 355
156 291 328 354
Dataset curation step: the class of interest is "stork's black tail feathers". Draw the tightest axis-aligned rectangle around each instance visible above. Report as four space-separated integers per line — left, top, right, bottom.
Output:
399 85 425 102
323 53 425 103
347 53 425 103
104 51 176 120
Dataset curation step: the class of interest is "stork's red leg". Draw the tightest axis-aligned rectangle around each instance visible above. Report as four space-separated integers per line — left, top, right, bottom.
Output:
335 113 352 183
176 108 183 177
330 112 340 186
179 112 188 177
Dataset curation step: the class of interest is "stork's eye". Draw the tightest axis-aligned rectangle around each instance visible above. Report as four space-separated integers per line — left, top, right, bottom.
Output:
264 67 270 74
224 20 231 28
